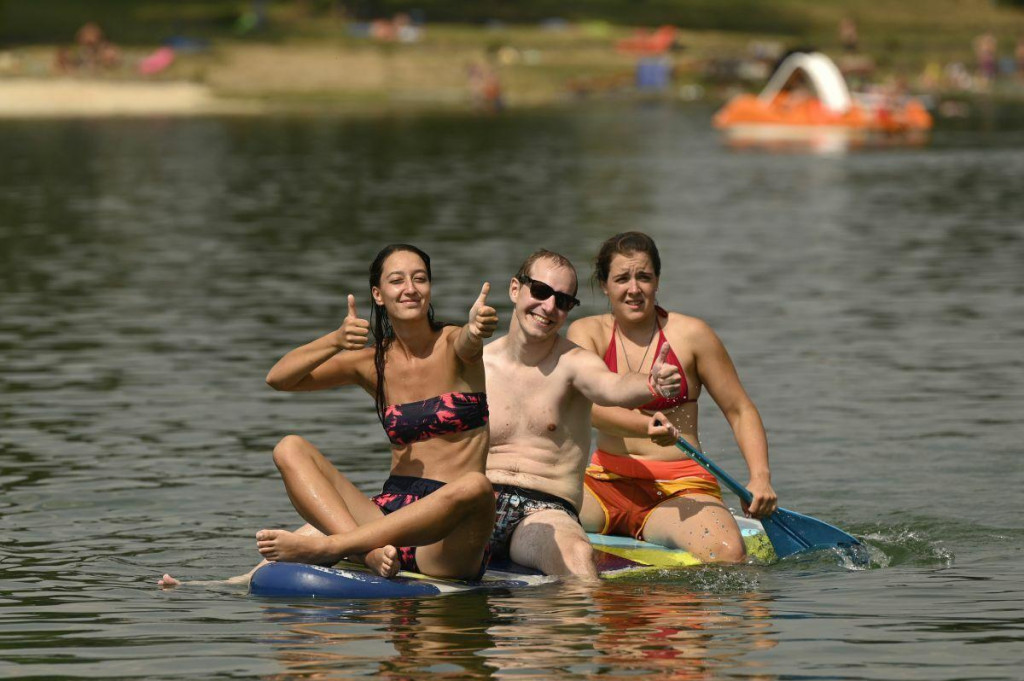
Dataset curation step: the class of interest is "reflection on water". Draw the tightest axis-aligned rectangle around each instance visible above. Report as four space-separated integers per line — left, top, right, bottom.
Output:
586 583 777 679
252 581 778 680
261 597 503 679
1 104 1023 679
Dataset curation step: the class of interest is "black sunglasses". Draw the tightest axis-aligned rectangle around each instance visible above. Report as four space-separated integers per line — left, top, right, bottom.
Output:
517 275 580 312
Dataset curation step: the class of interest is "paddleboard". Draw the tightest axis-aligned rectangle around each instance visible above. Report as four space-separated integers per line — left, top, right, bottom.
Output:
249 515 774 599
591 515 774 569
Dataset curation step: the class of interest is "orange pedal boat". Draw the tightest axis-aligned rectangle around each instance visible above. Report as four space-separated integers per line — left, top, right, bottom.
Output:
714 52 932 150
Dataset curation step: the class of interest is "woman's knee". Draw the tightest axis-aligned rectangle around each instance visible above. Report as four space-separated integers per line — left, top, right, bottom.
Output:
272 434 311 470
450 472 494 511
710 538 747 564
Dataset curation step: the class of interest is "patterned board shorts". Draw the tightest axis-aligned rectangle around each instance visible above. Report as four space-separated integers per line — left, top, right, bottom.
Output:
488 484 580 562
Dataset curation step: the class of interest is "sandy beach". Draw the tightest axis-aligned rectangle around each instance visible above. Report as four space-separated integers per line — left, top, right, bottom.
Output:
0 42 499 117
0 78 262 117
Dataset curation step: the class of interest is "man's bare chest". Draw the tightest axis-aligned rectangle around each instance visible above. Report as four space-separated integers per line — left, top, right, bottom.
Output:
487 364 574 441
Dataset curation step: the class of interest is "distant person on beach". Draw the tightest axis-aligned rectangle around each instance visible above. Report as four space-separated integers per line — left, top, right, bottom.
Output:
366 13 422 42
1016 37 1024 81
974 32 998 88
467 58 503 113
566 232 777 563
160 244 499 587
54 22 121 73
839 17 859 53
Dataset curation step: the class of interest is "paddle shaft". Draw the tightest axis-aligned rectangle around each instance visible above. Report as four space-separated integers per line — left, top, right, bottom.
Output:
671 435 755 507
672 436 817 553
670 433 867 563
650 418 867 561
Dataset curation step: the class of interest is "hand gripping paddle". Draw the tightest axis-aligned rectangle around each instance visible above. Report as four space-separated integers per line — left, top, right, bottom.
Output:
672 435 869 567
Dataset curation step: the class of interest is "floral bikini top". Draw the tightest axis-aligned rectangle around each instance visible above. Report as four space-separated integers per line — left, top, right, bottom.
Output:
383 392 488 446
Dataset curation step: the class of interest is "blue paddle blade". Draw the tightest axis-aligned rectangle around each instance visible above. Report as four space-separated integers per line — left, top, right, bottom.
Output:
668 435 869 567
761 507 869 566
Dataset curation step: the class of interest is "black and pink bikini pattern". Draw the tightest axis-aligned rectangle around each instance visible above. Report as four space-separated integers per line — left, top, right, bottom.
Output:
372 475 491 578
383 391 488 446
372 392 490 577
371 475 447 573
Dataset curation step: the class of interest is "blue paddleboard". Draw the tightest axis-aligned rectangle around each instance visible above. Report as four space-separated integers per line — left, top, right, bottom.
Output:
249 515 774 599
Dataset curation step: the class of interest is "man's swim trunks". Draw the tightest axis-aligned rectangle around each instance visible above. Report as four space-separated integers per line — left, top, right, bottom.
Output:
488 484 580 561
584 449 722 540
371 475 489 579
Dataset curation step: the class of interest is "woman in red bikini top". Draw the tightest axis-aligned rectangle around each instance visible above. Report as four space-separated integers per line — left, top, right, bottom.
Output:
567 232 778 564
252 244 500 582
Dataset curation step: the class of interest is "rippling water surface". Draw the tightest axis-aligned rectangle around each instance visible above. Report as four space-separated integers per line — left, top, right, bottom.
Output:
1 105 1022 679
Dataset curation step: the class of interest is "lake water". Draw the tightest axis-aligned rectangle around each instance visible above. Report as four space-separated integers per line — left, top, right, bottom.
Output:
1 103 1022 680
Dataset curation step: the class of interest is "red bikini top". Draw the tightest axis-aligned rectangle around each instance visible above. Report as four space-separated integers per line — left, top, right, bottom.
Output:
602 310 695 411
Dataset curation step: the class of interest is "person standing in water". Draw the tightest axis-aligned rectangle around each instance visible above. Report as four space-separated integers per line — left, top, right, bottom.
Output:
566 232 777 563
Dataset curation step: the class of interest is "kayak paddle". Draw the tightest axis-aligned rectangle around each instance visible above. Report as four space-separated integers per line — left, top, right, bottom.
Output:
672 435 869 566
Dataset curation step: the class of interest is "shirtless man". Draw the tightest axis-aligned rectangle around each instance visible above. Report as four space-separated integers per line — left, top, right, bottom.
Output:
483 250 682 580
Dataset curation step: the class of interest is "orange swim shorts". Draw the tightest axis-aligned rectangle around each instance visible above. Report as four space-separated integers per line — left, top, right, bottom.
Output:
584 449 722 541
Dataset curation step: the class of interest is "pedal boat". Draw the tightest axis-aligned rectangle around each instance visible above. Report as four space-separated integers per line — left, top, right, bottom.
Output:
713 52 932 151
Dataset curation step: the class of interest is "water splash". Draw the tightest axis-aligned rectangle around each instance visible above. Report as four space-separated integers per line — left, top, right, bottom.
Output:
618 564 763 593
856 525 956 568
835 542 874 570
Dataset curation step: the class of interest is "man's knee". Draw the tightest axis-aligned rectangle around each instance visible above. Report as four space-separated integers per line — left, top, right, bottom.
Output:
564 534 596 575
272 434 310 471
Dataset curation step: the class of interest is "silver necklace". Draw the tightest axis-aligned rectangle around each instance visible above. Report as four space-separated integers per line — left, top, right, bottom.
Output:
617 319 658 373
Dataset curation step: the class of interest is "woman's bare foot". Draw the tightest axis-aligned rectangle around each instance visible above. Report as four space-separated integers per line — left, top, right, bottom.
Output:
158 573 181 589
156 569 257 590
364 545 400 578
256 528 339 565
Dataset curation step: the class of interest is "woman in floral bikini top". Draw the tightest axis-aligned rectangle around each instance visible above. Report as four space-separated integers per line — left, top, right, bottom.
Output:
253 243 500 581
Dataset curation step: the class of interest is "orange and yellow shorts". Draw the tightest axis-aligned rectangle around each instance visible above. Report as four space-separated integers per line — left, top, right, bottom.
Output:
584 449 722 541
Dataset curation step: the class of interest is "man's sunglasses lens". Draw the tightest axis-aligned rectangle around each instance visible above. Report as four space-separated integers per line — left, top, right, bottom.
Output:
520 276 579 311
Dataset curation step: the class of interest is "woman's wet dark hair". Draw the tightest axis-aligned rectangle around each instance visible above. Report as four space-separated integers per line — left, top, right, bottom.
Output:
368 244 444 426
593 231 662 284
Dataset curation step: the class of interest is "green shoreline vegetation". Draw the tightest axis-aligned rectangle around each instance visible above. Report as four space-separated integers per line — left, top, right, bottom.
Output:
2 0 1024 111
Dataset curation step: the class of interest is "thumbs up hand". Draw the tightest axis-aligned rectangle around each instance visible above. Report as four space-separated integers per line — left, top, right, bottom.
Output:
336 294 370 350
468 283 498 340
648 343 682 399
